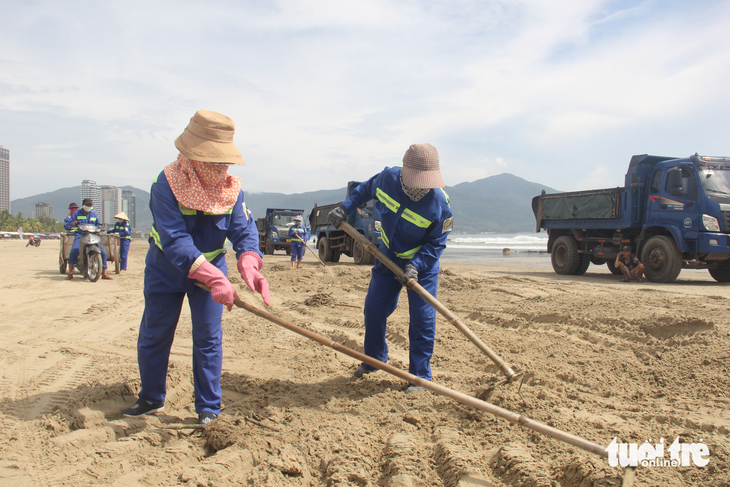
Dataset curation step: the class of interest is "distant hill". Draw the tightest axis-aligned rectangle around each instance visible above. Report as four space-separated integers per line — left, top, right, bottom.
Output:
11 173 560 234
445 173 561 233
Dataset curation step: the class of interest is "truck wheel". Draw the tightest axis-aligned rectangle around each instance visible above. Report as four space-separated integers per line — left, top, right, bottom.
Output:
353 240 369 265
551 236 580 275
331 250 341 263
606 259 623 275
574 254 590 275
641 235 682 283
318 237 333 262
708 262 730 282
265 237 274 255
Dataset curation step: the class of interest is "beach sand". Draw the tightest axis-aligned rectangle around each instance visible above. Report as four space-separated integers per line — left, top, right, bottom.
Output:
0 239 727 486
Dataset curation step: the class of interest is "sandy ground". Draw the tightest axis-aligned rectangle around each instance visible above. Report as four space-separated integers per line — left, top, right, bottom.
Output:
0 238 728 486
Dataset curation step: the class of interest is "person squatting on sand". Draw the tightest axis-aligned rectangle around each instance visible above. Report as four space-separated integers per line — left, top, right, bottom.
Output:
616 245 645 282
124 110 270 425
328 143 453 394
288 215 308 269
107 211 132 272
65 198 113 281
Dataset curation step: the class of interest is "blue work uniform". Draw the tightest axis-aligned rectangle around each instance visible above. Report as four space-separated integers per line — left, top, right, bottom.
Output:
107 220 131 270
341 166 453 380
67 209 108 269
63 214 79 233
288 223 308 261
137 170 261 415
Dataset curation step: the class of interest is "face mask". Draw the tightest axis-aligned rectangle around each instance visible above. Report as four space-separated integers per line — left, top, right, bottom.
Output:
83 205 92 212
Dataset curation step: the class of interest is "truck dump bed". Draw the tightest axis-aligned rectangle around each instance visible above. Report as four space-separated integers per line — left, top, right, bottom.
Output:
532 187 634 231
310 202 341 228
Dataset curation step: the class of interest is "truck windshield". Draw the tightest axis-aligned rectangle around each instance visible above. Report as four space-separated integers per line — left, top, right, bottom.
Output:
273 214 299 227
699 166 730 203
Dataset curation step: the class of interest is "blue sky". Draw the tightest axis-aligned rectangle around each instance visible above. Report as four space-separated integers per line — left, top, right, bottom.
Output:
2 0 729 201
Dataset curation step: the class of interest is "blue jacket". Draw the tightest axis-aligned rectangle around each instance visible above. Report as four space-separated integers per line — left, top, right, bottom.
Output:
288 223 308 242
147 170 262 285
64 214 79 232
108 221 131 239
342 166 453 272
70 208 101 229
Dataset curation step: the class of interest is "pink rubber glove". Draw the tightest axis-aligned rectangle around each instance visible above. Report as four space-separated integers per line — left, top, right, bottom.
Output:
189 260 238 311
237 252 270 306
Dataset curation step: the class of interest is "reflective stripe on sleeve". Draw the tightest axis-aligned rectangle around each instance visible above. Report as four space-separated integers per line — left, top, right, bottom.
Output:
376 188 400 213
202 248 226 261
150 225 163 250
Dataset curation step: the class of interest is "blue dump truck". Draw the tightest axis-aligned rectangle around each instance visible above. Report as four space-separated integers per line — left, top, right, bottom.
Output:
309 181 382 265
532 154 730 282
256 208 305 255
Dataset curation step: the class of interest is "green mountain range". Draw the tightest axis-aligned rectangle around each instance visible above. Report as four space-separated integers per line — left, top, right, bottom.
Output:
10 173 559 233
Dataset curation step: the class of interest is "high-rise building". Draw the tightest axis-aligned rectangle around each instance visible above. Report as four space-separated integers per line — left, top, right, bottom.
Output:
100 185 122 225
35 202 53 219
0 146 9 213
80 180 101 216
122 190 136 230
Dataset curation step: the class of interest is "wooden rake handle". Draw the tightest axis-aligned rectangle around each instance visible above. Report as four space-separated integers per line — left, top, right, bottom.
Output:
339 221 520 383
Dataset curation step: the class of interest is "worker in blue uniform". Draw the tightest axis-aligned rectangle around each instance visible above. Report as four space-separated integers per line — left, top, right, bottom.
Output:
288 215 308 269
329 143 453 394
124 110 270 426
63 202 80 273
63 202 79 233
65 198 113 280
107 212 132 272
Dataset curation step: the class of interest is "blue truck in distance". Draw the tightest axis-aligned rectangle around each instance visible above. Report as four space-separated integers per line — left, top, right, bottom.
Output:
532 154 730 282
256 208 305 255
310 181 382 265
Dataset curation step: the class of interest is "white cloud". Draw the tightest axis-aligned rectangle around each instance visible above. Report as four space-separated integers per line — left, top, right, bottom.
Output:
1 0 729 199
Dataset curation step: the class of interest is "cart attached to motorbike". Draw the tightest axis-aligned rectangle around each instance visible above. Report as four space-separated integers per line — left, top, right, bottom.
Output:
59 232 121 276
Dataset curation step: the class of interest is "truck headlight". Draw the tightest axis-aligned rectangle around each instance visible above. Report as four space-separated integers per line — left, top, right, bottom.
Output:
374 220 381 232
702 214 721 232
271 232 277 239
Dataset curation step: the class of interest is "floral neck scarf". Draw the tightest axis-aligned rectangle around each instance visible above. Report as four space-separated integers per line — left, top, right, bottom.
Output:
164 153 241 214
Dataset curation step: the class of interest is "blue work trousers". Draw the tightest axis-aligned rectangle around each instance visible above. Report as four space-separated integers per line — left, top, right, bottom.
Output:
137 267 224 414
119 239 130 270
68 233 108 269
361 259 439 380
290 241 305 261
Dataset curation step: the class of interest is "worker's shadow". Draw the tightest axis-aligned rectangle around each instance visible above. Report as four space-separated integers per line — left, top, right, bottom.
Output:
219 370 408 413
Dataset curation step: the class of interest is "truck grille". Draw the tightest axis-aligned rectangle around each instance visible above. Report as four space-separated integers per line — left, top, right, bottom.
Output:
723 211 730 233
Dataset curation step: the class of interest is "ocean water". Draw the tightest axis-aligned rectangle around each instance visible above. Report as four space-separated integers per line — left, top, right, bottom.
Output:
441 232 551 265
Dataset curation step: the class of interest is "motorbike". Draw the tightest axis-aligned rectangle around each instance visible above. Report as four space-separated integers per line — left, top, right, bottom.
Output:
76 224 103 282
26 236 41 247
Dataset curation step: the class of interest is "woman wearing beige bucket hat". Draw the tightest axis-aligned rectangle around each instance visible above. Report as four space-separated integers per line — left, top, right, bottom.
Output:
328 143 453 394
124 110 270 425
107 212 131 271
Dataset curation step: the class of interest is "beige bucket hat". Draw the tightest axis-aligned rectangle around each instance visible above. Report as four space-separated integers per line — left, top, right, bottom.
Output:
114 212 129 221
174 110 245 164
402 143 445 189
